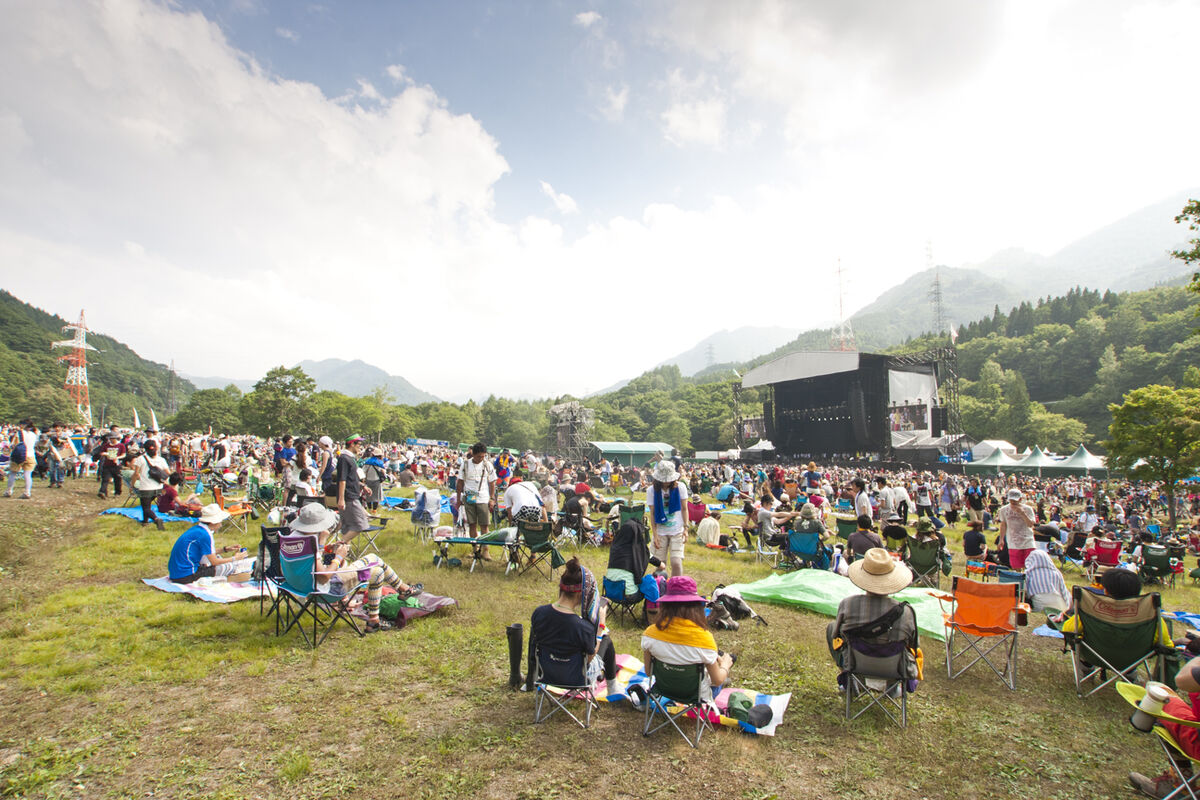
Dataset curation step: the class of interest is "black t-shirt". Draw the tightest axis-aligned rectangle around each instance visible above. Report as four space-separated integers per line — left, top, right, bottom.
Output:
563 495 585 517
335 452 362 499
963 529 987 557
847 529 883 558
530 604 595 686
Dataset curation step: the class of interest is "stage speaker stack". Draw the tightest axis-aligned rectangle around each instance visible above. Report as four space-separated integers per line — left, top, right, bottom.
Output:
849 384 869 446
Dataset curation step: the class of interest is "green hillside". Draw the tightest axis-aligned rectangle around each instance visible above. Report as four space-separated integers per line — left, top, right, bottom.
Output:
0 290 195 427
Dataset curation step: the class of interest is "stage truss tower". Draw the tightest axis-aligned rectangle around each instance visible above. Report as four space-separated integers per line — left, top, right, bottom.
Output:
548 401 595 463
52 310 98 426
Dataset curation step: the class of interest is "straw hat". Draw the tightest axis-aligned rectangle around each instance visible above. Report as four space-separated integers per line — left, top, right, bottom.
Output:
198 503 231 525
848 548 912 595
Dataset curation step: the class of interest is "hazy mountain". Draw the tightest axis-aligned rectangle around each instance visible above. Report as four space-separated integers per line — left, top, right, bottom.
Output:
295 358 437 404
968 190 1197 296
656 326 805 376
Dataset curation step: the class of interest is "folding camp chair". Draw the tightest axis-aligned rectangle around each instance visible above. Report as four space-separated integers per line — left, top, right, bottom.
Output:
532 642 598 729
273 534 370 649
1142 544 1177 589
1063 585 1166 698
839 604 917 728
255 523 287 628
643 658 715 748
619 503 646 528
350 513 390 558
783 529 830 571
905 538 943 590
996 569 1026 601
211 484 254 533
411 488 440 543
248 475 282 512
754 530 779 567
1117 682 1200 800
516 520 565 579
1087 539 1124 582
834 515 857 540
937 577 1026 691
603 577 647 627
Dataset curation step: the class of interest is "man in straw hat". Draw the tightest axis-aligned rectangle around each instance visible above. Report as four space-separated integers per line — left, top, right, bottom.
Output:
826 548 918 691
167 503 253 584
647 460 690 577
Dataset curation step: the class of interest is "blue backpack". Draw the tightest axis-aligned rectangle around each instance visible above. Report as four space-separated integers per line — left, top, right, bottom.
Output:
11 440 26 464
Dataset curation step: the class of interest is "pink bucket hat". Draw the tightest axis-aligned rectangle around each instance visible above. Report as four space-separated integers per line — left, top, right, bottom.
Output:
658 575 705 604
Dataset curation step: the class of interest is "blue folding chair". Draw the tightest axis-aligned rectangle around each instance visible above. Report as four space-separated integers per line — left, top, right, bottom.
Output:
274 534 369 649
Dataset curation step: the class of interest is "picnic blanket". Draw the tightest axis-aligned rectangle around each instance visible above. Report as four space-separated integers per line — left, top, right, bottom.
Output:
102 507 196 524
725 569 948 641
1033 623 1064 639
381 495 452 514
589 653 790 736
142 576 272 603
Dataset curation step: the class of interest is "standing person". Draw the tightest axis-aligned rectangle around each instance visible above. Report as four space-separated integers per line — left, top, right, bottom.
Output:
893 480 913 526
95 430 126 499
998 488 1037 570
914 476 935 519
647 460 689 577
4 421 38 499
315 435 336 506
875 476 896 520
457 443 498 556
130 439 170 530
853 478 873 520
362 447 388 512
965 478 986 524
336 435 372 544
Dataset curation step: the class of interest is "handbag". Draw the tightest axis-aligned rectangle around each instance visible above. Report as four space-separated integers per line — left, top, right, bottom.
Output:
145 455 169 483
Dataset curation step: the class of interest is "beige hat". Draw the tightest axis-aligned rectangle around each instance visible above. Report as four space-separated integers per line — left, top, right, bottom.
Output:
848 548 912 595
198 503 231 525
290 502 337 533
800 502 818 520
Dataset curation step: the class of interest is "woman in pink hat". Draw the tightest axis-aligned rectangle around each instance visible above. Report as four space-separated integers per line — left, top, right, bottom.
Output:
641 575 733 703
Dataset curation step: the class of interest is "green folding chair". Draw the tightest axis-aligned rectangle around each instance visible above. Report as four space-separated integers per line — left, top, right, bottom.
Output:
905 538 943 590
642 658 715 748
1064 585 1167 698
1141 544 1177 589
516 520 565 580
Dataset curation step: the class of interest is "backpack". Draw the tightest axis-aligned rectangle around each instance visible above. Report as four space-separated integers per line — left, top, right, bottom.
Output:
11 441 26 464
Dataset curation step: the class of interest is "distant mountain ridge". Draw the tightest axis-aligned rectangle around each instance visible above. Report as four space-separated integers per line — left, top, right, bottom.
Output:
655 326 804 376
294 358 437 405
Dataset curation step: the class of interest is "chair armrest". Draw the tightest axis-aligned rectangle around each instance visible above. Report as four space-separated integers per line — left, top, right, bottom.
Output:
1116 682 1200 728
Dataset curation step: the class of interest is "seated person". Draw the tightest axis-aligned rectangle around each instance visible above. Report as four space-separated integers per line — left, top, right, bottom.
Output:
1033 522 1062 553
881 513 909 556
562 484 597 535
794 502 831 543
847 514 884 559
962 520 989 561
695 509 724 547
1064 526 1089 561
530 557 616 688
715 482 740 503
292 467 315 499
157 473 202 517
1023 548 1071 613
826 548 919 691
1052 569 1170 644
913 518 944 549
605 519 662 603
289 502 421 633
167 504 253 583
504 477 547 524
739 501 759 549
758 496 802 548
641 575 733 704
1129 655 1200 798
686 496 708 529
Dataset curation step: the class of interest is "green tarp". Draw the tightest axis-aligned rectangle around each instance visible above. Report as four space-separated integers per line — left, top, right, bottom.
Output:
725 569 948 641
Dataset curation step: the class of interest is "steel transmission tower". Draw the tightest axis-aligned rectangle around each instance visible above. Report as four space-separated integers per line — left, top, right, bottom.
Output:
927 242 948 337
831 259 857 351
52 310 98 425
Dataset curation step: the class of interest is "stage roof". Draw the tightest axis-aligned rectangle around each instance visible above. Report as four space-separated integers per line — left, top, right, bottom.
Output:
741 351 861 388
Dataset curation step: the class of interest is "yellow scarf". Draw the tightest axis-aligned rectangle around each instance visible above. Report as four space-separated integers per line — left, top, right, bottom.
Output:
642 617 717 651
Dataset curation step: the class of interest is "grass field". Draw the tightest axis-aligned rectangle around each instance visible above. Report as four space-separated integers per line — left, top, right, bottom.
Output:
0 479 1194 799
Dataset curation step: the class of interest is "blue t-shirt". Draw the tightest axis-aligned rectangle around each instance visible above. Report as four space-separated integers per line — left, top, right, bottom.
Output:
716 484 737 502
168 523 215 579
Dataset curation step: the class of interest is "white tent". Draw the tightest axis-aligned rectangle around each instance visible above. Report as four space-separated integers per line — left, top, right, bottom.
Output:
745 439 775 451
972 439 1017 460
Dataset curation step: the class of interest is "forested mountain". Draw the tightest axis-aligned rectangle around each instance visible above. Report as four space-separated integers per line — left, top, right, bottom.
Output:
294 359 437 405
0 290 194 426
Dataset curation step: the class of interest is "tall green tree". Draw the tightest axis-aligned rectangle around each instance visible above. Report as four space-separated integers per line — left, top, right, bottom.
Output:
1171 199 1200 297
13 385 83 428
1105 384 1200 531
238 366 315 436
169 388 242 433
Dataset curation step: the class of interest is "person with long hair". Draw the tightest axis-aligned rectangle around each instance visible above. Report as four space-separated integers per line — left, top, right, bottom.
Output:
647 460 689 577
528 557 615 688
641 575 732 704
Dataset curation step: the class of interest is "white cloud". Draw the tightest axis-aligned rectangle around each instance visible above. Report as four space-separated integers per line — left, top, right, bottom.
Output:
600 84 628 121
274 27 299 43
539 181 579 215
660 69 727 148
574 11 601 28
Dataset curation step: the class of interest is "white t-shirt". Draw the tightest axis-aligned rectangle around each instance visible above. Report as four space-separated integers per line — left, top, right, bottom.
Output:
458 458 497 503
876 486 896 515
646 485 689 537
854 491 872 519
503 482 542 516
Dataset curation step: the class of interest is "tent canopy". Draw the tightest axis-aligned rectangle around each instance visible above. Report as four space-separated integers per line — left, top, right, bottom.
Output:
972 439 1017 460
964 447 1020 474
589 441 675 467
1046 444 1108 475
1008 446 1064 476
745 439 775 451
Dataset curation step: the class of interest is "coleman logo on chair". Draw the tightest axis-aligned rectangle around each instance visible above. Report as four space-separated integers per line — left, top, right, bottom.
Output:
280 540 308 557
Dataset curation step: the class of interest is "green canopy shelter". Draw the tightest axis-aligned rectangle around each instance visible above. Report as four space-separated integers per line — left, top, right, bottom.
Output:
964 447 1020 475
1045 444 1108 476
589 441 675 467
1007 446 1061 477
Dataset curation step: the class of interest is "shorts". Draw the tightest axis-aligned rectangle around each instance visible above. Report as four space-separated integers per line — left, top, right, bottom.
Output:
1007 547 1034 570
513 505 542 523
340 497 370 533
464 502 491 527
651 532 685 562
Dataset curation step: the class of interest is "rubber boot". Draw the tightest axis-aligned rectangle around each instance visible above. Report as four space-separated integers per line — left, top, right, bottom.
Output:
506 623 524 690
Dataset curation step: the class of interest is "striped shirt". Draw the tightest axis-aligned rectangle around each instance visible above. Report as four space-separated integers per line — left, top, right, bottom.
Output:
1023 549 1070 608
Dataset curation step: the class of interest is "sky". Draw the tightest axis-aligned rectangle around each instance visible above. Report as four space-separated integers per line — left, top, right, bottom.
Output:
2 0 1199 401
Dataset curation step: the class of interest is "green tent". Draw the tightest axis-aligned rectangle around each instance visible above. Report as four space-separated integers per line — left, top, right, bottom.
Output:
1007 446 1061 477
589 441 675 467
1044 444 1108 476
964 448 1019 475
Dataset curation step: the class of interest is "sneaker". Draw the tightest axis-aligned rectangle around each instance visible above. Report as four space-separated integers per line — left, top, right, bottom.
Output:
1129 771 1183 799
19 494 30 500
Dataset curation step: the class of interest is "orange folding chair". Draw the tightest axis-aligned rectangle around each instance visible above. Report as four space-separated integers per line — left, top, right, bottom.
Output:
935 576 1028 691
212 484 254 533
